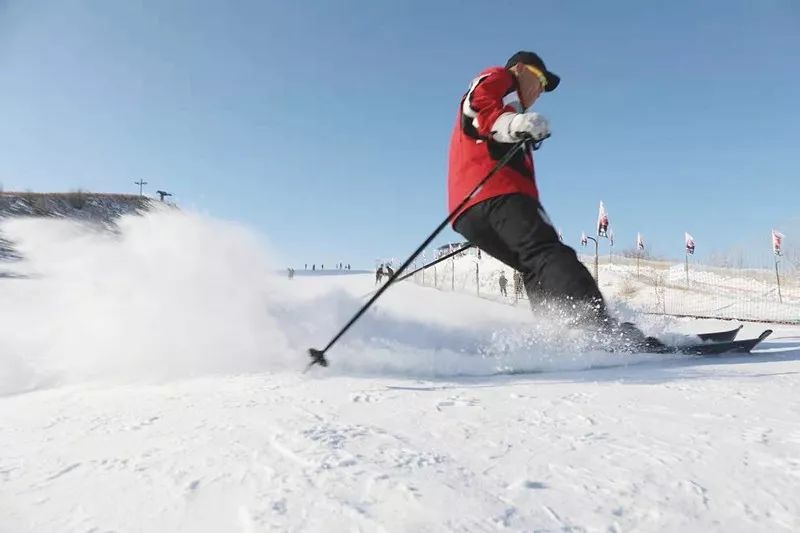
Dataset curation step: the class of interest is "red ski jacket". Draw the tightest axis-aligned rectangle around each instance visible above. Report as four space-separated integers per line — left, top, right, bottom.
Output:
448 66 538 223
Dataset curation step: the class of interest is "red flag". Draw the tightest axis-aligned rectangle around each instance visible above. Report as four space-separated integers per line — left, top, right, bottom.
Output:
597 201 609 237
772 229 784 256
685 232 695 255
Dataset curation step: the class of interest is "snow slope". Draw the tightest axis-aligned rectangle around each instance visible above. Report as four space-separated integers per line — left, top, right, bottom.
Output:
2 211 800 532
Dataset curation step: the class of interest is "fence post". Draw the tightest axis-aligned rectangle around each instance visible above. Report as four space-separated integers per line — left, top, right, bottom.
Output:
451 256 455 291
685 252 689 287
586 236 599 282
775 258 783 303
475 262 480 297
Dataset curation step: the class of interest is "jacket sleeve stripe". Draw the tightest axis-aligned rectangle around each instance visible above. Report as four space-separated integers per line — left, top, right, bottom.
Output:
462 74 490 128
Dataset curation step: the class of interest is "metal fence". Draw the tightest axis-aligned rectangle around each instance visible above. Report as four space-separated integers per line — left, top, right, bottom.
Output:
405 248 800 324
406 247 528 306
591 254 800 324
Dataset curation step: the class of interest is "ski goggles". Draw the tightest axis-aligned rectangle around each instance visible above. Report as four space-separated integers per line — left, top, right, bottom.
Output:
524 64 548 89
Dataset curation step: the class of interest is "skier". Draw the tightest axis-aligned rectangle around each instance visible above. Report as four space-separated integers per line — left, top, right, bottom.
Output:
513 270 524 299
448 50 653 347
498 271 508 296
375 264 384 285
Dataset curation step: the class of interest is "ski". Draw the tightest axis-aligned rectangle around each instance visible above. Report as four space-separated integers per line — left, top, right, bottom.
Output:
623 322 742 344
659 329 772 356
696 325 743 343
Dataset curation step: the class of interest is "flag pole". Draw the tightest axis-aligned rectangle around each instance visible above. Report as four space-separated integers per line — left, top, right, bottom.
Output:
637 252 641 279
586 236 599 281
685 251 689 287
772 230 784 304
684 233 694 288
636 233 643 279
609 235 613 264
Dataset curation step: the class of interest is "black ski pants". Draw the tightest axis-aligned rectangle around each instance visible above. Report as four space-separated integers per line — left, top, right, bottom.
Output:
454 193 606 322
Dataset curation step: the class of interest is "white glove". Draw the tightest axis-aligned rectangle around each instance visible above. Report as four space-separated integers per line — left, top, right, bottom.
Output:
491 112 550 143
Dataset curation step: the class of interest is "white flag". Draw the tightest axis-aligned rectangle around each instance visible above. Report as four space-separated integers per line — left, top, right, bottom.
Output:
597 201 609 237
581 232 588 246
637 232 645 251
558 228 563 242
772 229 784 256
685 232 695 255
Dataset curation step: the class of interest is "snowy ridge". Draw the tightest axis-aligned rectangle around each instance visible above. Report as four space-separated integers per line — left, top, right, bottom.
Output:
0 192 157 263
2 211 799 532
0 191 153 222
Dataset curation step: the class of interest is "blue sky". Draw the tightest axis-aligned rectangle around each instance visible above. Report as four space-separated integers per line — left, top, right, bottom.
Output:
1 0 798 268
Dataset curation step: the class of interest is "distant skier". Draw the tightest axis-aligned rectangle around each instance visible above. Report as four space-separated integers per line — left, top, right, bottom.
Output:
498 272 508 296
448 50 655 347
312 264 316 272
375 264 384 285
385 265 395 278
513 270 524 299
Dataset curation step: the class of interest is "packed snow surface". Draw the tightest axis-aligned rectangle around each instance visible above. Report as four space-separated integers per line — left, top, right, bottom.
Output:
2 211 799 532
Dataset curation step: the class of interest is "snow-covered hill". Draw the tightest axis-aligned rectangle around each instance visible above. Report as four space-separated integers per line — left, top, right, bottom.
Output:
2 211 799 532
0 192 152 221
0 192 155 262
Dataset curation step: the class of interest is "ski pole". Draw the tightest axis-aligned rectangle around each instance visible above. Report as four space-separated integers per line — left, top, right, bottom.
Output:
307 136 540 370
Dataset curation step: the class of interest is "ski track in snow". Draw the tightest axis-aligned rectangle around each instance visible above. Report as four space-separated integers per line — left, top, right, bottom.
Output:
1 212 800 532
